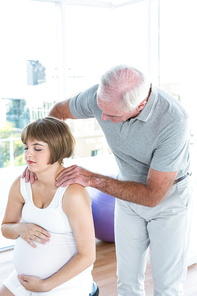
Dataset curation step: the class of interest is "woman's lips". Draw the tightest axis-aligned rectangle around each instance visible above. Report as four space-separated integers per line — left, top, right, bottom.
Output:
27 160 36 164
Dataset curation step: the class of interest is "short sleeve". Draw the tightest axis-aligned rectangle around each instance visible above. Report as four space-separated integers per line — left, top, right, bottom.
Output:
69 84 99 119
150 119 190 172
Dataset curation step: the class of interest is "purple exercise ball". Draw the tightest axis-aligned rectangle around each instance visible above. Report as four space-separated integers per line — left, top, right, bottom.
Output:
87 186 115 243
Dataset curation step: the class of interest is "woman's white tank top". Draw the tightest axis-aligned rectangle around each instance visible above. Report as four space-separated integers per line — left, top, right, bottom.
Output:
13 178 92 281
20 177 72 234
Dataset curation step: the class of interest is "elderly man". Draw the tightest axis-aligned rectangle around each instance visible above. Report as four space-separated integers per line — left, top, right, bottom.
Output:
25 65 193 296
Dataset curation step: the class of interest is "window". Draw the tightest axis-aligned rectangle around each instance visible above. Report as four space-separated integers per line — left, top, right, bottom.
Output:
0 0 59 250
159 0 197 177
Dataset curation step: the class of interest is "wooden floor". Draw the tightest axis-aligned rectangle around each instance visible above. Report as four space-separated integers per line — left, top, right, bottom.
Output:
0 241 197 295
92 241 197 296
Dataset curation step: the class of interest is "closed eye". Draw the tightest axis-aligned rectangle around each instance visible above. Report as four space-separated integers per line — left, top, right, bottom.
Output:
24 147 42 151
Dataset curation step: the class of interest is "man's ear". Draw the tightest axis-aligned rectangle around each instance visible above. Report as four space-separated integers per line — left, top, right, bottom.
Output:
137 99 147 111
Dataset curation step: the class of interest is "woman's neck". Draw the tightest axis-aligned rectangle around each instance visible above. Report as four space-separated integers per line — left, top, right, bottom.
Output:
35 163 64 187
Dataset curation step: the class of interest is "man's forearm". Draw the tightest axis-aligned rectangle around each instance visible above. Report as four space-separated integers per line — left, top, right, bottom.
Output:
55 165 175 206
49 99 75 120
90 174 162 207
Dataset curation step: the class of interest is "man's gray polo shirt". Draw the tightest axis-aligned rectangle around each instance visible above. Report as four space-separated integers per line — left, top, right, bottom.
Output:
69 84 190 184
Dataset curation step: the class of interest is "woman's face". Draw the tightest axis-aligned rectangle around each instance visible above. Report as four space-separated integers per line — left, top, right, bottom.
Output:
24 138 51 173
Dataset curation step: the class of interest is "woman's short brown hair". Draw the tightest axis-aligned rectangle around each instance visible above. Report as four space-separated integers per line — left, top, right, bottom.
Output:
21 117 75 164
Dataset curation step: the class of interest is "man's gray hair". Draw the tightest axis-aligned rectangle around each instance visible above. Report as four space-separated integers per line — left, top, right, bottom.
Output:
97 65 150 112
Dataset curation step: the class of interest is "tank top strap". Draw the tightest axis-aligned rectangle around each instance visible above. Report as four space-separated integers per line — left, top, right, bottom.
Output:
47 186 68 209
20 177 33 204
56 186 68 208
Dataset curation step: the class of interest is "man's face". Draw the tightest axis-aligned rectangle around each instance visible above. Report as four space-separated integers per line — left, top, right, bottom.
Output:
97 96 139 123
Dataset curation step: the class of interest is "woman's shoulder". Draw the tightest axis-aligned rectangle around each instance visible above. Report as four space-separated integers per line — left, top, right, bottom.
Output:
10 175 21 190
66 183 88 192
65 184 90 200
9 176 25 203
62 184 91 210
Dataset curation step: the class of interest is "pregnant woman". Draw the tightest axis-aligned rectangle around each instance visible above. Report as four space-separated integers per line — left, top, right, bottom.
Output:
0 117 98 296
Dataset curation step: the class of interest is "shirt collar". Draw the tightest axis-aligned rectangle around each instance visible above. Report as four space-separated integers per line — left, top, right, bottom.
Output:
135 85 158 122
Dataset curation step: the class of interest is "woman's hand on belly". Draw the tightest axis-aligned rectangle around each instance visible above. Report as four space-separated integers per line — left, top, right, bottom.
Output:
19 223 51 248
18 274 50 292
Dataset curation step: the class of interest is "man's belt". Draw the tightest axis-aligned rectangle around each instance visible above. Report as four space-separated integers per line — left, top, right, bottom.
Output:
173 172 192 184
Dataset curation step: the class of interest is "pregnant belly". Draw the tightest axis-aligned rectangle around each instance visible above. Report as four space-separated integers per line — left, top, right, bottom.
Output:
14 232 77 279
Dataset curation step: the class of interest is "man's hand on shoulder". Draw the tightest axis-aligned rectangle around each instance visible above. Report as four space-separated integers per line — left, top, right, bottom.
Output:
55 165 94 188
21 167 37 184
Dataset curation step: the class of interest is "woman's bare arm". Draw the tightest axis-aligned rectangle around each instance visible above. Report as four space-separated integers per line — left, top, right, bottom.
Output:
1 177 50 248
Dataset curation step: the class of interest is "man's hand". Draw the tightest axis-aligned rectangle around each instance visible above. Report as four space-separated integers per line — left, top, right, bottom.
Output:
21 167 37 184
19 223 51 248
55 165 95 187
18 275 49 292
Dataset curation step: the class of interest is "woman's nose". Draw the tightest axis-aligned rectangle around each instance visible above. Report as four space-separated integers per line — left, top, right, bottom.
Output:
25 148 32 158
